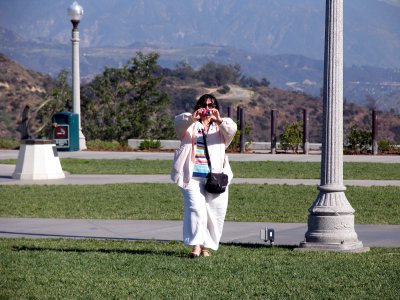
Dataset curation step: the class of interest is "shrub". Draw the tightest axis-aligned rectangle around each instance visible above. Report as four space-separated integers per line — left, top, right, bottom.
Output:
0 139 19 149
378 139 393 153
279 122 303 153
345 124 372 153
139 139 161 150
228 121 252 152
217 85 230 94
86 139 128 151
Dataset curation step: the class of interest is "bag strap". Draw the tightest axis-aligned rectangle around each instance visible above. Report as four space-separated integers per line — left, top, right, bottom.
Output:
202 128 226 172
201 129 212 171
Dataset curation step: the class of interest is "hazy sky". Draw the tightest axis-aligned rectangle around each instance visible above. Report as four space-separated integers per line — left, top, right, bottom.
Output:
379 0 400 5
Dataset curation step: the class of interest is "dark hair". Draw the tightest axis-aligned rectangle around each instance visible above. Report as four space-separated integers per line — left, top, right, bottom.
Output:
193 94 220 112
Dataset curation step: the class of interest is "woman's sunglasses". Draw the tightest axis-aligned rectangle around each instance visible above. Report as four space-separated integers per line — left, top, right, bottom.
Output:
203 103 216 108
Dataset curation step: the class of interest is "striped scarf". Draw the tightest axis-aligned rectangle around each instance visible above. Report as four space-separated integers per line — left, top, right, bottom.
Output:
192 129 210 177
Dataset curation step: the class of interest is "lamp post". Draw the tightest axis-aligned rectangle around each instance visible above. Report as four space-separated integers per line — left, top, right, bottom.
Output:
68 1 86 150
298 0 367 252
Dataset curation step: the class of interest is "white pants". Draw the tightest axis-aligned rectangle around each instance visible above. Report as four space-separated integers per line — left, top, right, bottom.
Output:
180 177 229 250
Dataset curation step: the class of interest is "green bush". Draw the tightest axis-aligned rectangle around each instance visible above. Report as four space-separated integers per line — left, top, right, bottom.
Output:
378 139 393 153
0 138 20 149
139 139 161 150
279 122 303 153
217 85 230 94
345 124 372 153
86 139 128 151
228 121 252 152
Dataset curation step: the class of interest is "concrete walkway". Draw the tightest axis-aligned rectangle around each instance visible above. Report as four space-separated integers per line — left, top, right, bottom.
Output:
1 149 400 163
1 218 399 248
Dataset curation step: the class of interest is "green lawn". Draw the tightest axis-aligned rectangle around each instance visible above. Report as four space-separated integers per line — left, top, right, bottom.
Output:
58 159 400 179
1 159 399 299
1 159 400 179
1 239 399 299
1 183 399 224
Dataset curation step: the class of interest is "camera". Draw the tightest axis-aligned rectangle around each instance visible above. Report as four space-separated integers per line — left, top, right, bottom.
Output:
201 110 212 118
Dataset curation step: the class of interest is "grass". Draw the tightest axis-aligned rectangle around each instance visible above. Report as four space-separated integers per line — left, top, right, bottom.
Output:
48 160 400 179
1 157 399 299
0 183 399 224
1 159 400 179
1 238 399 299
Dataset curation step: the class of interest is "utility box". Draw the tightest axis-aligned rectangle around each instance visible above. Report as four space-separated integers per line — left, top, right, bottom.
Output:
52 112 79 151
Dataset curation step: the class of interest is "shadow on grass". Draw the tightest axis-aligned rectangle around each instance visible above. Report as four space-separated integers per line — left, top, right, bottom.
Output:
221 242 297 250
12 245 188 258
11 243 296 259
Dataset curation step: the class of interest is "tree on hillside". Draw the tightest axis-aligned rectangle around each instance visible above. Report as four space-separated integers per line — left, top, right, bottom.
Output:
239 76 270 88
81 52 175 141
197 62 241 86
172 61 196 81
33 69 71 138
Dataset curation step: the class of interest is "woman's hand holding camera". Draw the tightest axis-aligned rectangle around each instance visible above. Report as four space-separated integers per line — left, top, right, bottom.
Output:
192 108 223 125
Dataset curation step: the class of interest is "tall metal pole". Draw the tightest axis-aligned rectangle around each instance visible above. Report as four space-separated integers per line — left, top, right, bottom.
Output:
299 0 367 252
372 110 378 155
271 109 277 154
240 108 245 153
71 20 86 150
303 108 309 155
236 106 241 124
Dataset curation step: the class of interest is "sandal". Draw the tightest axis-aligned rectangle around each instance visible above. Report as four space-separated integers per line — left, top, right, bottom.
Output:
189 245 201 258
201 247 210 257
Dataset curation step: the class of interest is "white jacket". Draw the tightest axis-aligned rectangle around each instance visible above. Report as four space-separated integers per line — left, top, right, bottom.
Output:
171 112 238 188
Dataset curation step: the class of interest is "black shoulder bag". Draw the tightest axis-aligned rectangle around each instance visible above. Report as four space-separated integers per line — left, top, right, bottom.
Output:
202 129 228 194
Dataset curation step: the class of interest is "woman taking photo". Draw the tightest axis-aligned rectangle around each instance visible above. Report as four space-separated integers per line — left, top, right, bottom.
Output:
171 94 237 257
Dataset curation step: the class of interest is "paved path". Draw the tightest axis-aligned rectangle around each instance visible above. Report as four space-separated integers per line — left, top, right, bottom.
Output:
2 149 400 163
1 218 399 248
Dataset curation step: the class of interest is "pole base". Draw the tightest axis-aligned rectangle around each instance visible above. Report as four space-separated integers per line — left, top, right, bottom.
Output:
296 241 369 253
79 130 87 151
299 191 369 252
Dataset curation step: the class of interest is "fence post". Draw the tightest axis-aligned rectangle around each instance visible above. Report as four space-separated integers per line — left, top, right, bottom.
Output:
372 109 378 155
237 105 241 124
271 109 277 154
240 107 245 153
303 108 309 155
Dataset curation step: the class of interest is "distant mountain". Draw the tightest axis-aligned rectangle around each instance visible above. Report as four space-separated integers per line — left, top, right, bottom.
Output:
1 38 399 113
0 0 399 68
1 0 399 113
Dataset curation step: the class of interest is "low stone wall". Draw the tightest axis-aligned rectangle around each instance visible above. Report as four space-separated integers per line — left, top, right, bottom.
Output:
128 139 180 149
128 139 322 151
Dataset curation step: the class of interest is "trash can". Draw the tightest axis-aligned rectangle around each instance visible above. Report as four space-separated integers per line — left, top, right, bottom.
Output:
52 112 79 151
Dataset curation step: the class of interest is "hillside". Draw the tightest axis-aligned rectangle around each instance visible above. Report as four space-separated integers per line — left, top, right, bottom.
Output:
242 87 400 144
164 81 400 144
1 54 399 144
1 34 399 114
0 54 55 138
